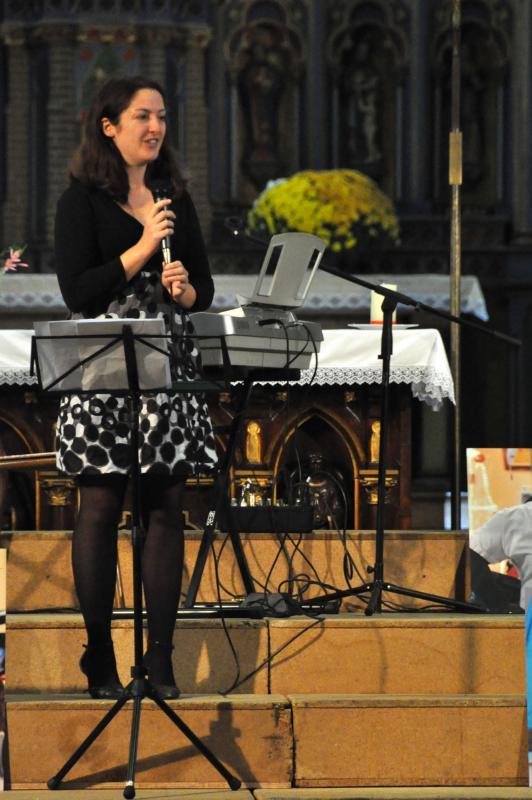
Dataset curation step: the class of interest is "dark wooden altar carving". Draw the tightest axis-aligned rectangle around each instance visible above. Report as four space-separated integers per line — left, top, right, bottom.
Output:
0 380 412 533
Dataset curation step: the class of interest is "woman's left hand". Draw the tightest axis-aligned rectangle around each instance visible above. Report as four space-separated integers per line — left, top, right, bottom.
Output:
161 260 196 307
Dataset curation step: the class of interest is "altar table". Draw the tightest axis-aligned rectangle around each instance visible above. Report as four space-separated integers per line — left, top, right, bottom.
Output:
0 327 453 531
0 327 453 410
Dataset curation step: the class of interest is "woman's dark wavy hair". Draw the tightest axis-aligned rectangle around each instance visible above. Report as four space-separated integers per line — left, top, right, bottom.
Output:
69 75 183 203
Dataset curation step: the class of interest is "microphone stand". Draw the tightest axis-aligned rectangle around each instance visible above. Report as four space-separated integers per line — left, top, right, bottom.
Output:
306 269 520 614
226 220 521 614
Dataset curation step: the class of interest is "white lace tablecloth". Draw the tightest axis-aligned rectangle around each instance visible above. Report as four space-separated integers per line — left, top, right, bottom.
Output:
0 327 454 409
0 272 488 320
305 328 454 409
0 330 36 386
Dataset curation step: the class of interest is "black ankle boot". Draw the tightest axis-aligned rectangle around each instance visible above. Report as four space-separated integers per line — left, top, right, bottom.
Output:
79 641 124 700
144 640 180 699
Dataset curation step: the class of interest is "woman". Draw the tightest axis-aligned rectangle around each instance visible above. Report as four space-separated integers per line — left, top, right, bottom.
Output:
54 76 218 699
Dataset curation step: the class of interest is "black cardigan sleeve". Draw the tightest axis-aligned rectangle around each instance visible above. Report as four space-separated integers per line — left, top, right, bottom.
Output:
54 183 128 315
55 181 214 316
178 190 214 312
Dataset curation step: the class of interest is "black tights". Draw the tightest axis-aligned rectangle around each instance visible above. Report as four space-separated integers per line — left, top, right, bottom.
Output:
72 473 185 650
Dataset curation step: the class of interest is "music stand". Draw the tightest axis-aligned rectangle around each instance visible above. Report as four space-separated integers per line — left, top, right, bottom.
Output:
31 319 241 797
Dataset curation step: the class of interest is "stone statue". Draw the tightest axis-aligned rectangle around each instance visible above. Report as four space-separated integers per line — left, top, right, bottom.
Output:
461 41 485 185
237 26 287 187
344 40 381 164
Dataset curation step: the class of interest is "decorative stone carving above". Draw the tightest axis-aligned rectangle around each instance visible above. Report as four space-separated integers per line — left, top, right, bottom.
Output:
2 0 211 23
326 0 409 196
75 37 140 120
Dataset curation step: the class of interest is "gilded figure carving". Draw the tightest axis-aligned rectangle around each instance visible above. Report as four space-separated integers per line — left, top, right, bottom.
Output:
41 477 76 507
245 420 262 464
370 420 381 464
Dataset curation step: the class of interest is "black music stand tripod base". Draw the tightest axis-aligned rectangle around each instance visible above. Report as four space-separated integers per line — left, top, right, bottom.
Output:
47 673 241 797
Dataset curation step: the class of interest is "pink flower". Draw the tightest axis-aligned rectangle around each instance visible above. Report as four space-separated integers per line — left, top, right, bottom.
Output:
3 248 28 273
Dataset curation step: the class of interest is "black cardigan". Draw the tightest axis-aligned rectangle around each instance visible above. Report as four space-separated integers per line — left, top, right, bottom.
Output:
54 180 214 318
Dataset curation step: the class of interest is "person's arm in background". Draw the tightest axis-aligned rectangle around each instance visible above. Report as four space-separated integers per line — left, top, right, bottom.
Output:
469 506 512 563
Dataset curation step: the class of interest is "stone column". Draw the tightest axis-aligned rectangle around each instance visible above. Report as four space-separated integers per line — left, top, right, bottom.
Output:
41 26 78 250
139 28 167 85
182 24 212 240
307 1 326 169
2 29 30 247
512 0 532 243
405 0 431 211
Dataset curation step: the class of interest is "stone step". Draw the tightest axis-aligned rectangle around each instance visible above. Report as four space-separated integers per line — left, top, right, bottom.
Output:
268 613 526 696
255 790 532 799
0 791 254 800
7 614 269 695
2 529 468 612
288 694 527 788
1 789 532 800
5 694 293 790
5 693 526 790
7 613 525 697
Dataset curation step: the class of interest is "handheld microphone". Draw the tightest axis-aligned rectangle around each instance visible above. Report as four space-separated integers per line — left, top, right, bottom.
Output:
152 182 173 265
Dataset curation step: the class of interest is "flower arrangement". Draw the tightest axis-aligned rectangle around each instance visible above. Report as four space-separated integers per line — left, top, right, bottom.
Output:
247 169 400 254
2 244 28 273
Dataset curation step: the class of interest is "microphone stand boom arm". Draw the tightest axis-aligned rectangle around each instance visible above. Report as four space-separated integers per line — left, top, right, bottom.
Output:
318 262 521 349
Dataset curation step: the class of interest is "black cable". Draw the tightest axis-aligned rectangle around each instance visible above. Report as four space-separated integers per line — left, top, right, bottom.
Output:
316 471 370 589
221 615 325 695
225 457 339 621
286 324 311 367
208 537 242 692
276 530 327 591
288 321 320 392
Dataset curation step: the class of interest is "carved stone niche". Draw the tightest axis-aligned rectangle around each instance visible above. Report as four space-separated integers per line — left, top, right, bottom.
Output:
208 382 411 531
225 0 304 204
326 0 408 198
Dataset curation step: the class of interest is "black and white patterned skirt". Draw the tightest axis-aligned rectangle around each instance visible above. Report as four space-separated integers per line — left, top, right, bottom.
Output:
55 270 218 477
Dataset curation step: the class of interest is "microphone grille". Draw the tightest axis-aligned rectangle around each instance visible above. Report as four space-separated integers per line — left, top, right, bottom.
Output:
151 180 172 202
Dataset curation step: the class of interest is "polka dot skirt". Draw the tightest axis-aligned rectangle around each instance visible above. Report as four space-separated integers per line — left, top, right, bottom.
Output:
55 270 218 476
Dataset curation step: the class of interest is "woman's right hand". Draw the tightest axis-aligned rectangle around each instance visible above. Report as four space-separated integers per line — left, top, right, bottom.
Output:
139 198 175 257
119 198 176 281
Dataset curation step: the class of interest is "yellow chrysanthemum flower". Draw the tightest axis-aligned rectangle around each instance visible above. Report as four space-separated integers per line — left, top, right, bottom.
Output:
247 169 400 252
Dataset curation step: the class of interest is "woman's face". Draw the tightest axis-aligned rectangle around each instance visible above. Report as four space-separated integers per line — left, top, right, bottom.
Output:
101 88 167 168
